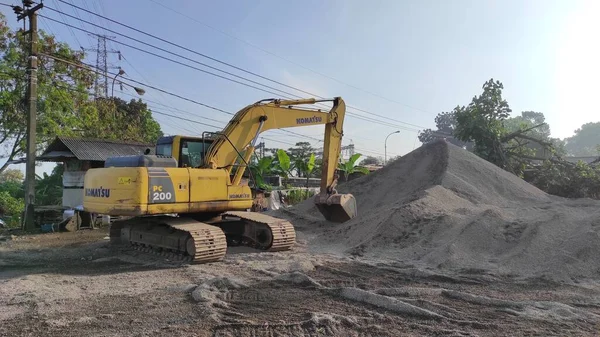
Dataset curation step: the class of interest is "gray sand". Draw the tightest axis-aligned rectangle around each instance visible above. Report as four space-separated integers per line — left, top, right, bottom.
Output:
277 140 600 283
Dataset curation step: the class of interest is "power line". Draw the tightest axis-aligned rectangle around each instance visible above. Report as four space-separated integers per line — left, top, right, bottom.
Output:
77 0 102 39
150 109 305 148
38 52 142 95
63 0 95 48
52 77 351 152
152 115 200 136
39 17 59 39
51 0 82 48
118 90 229 124
92 0 119 54
52 0 428 130
119 52 176 112
46 54 234 116
40 12 314 100
41 11 421 134
120 90 322 143
151 109 221 130
146 0 430 115
146 106 322 147
54 0 324 97
40 53 400 156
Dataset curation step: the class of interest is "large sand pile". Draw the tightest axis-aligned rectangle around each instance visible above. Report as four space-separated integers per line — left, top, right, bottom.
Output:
278 140 600 282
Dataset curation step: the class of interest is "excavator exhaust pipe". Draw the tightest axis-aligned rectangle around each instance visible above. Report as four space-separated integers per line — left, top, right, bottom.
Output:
314 193 357 223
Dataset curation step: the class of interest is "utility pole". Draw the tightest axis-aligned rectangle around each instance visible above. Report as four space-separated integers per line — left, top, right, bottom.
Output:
14 0 43 231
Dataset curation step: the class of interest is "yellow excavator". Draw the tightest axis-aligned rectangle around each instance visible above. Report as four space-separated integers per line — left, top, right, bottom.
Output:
82 97 357 263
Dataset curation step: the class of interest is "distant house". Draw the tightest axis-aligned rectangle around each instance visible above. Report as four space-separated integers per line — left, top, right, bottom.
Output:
528 155 599 167
362 164 383 172
31 137 154 208
347 164 382 181
564 156 599 164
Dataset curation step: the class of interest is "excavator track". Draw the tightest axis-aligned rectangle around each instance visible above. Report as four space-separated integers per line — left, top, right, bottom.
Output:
218 211 296 252
108 212 295 264
109 216 227 264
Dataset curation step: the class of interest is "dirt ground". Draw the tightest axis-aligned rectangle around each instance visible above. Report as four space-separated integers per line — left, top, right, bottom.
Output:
1 227 600 337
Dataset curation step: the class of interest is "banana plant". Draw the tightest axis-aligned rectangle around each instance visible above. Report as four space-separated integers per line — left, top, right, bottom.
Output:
295 153 316 188
249 156 274 190
274 149 293 178
338 153 369 182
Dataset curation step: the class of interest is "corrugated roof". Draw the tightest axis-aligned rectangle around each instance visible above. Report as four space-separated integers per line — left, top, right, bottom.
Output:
41 136 154 162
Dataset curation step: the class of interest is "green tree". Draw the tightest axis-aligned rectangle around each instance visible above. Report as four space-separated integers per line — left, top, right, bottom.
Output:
0 169 24 200
360 156 381 166
564 122 600 156
454 78 554 176
0 168 23 183
0 14 163 174
312 157 323 178
529 160 600 199
78 97 162 144
504 111 550 137
503 111 564 159
387 155 401 164
0 13 94 173
0 190 24 227
418 109 473 149
35 164 63 206
454 79 512 167
338 153 369 182
295 153 316 188
286 142 315 177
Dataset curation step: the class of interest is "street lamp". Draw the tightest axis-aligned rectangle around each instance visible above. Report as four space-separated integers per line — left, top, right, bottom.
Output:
111 68 125 96
384 130 400 165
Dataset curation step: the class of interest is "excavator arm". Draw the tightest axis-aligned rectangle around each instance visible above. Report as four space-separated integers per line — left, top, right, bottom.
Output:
204 97 357 222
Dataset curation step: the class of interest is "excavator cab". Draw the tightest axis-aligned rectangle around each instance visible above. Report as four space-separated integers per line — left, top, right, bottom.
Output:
155 135 214 168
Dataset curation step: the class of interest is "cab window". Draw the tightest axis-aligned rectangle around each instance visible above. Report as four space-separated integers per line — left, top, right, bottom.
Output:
156 143 172 157
180 140 208 168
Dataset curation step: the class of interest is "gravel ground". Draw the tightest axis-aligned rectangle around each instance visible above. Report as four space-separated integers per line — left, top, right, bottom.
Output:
3 141 600 336
2 228 600 337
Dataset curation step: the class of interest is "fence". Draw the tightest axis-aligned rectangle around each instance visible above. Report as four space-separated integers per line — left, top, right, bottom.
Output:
264 176 321 188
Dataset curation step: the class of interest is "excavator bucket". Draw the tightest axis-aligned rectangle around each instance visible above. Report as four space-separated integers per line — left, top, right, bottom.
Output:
314 193 357 223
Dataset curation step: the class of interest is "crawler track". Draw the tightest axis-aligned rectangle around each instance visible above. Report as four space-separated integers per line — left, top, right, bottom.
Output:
109 216 227 264
220 211 296 252
108 212 296 264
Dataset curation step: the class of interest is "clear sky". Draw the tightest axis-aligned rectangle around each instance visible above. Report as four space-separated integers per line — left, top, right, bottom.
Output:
1 0 599 174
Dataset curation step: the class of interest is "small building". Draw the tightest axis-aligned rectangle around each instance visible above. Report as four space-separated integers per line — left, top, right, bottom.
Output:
33 136 154 209
347 164 382 181
564 156 599 164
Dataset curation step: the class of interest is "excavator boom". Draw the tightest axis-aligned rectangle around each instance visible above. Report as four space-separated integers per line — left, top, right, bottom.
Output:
203 96 356 222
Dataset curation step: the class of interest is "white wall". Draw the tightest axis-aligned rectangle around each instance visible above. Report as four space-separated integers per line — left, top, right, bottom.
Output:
62 171 85 208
